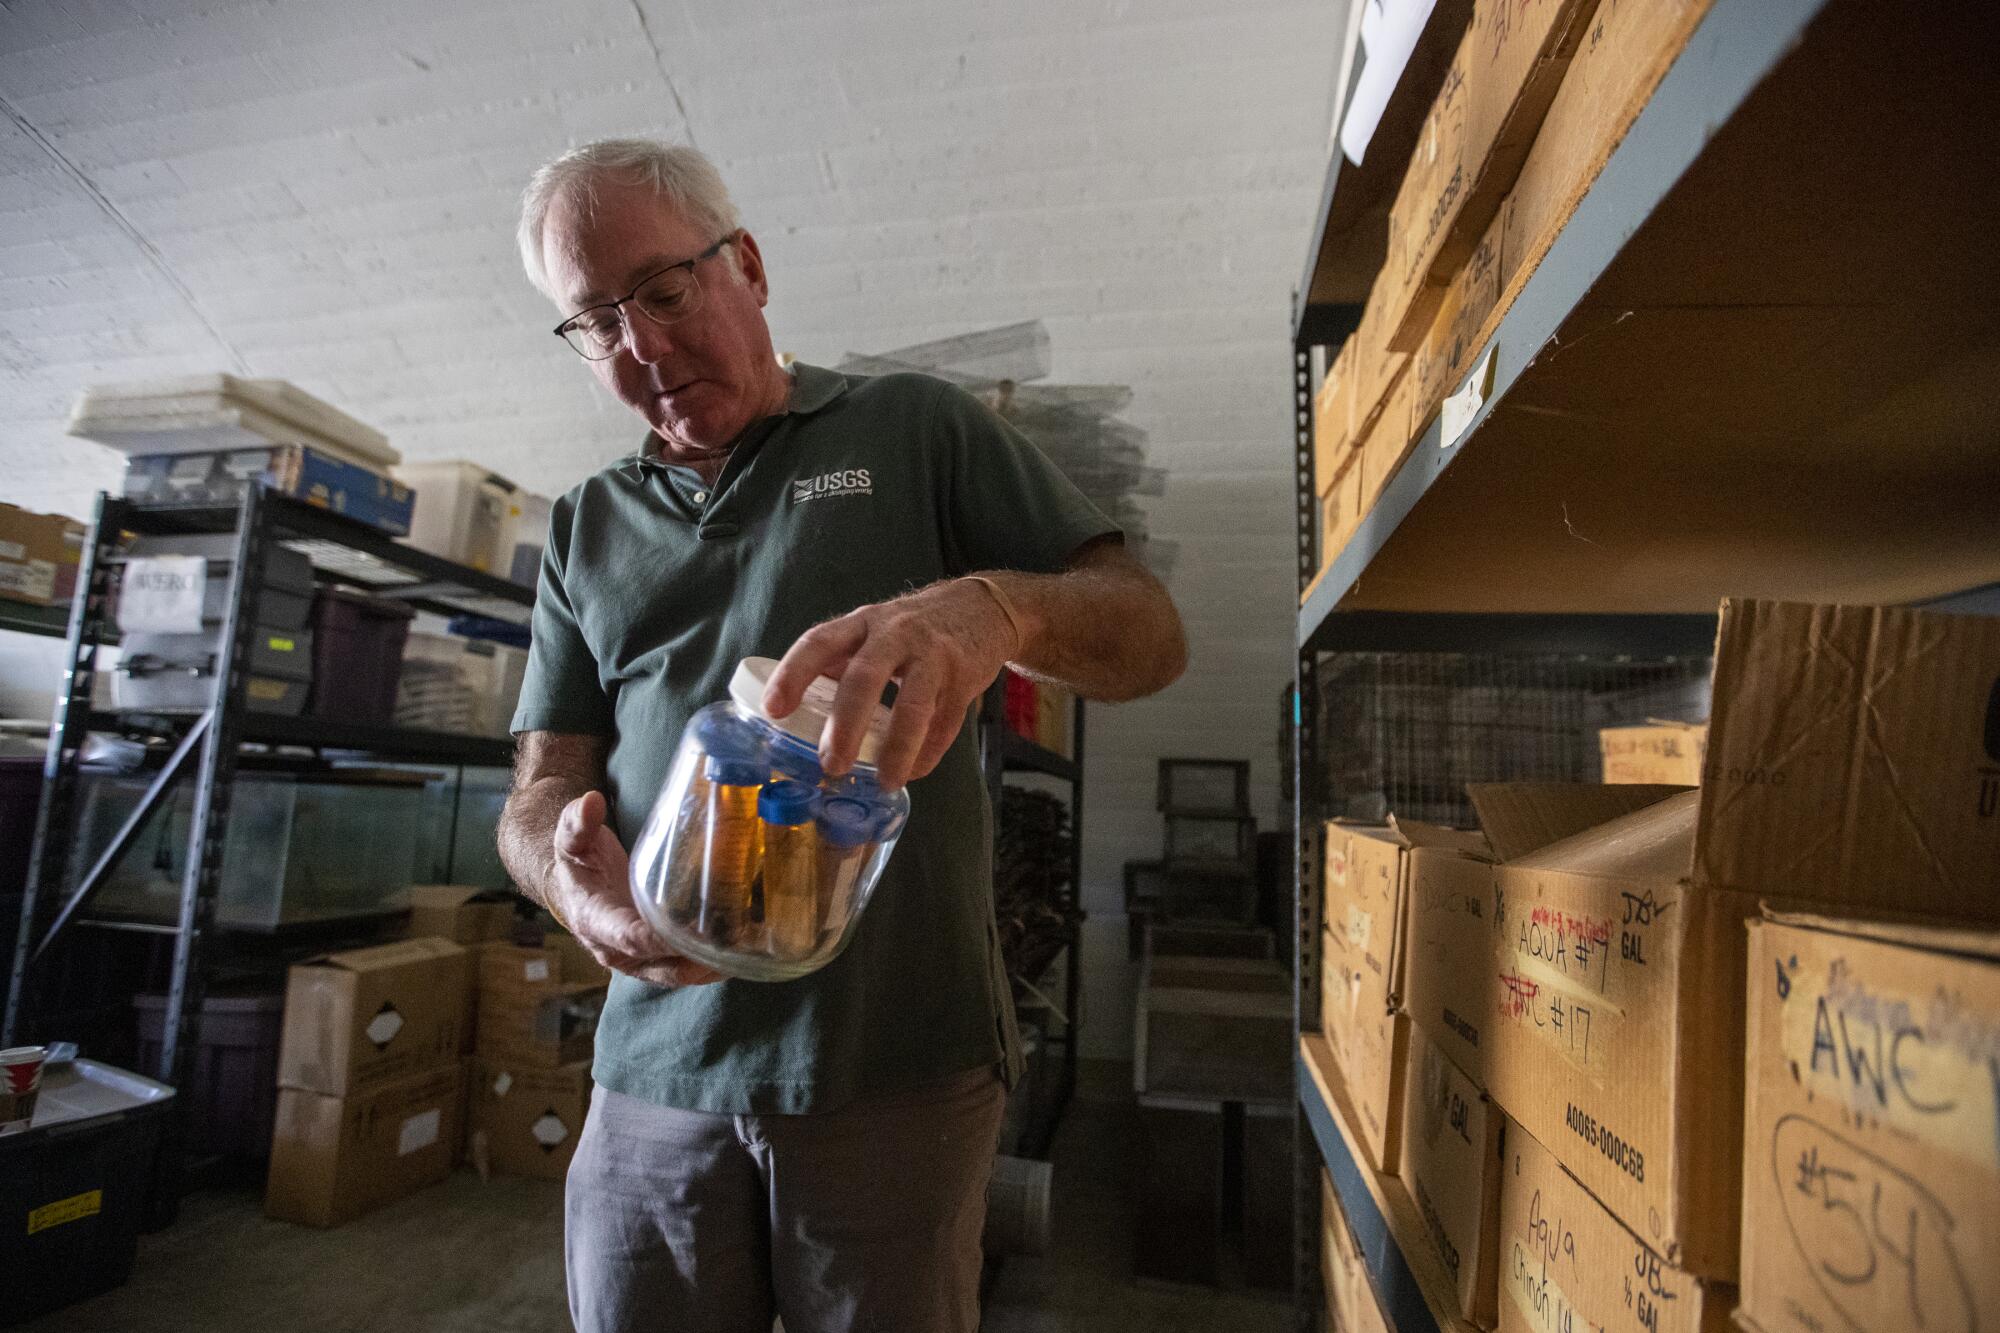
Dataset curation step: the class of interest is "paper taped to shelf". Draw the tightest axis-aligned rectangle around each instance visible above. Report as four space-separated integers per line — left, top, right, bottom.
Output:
1440 346 1495 447
1341 0 1441 164
116 557 206 634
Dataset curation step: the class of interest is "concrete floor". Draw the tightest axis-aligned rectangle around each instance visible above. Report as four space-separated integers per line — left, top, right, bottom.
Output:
31 1063 1292 1332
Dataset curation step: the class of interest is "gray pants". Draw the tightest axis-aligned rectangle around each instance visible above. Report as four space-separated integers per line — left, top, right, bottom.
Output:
565 1067 1007 1333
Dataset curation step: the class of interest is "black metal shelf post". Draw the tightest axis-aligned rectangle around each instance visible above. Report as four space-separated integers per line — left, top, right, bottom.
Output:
4 488 534 1216
979 676 1085 1160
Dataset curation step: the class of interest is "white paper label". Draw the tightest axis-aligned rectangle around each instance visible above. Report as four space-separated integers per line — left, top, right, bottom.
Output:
530 1111 570 1150
0 559 55 602
1440 347 1498 449
0 540 23 561
397 1107 441 1156
523 959 550 982
118 556 206 634
365 1006 404 1048
491 1071 513 1097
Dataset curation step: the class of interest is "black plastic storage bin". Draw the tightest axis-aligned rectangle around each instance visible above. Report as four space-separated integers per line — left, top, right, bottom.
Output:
0 1059 175 1327
306 587 414 723
133 989 284 1160
0 756 40 968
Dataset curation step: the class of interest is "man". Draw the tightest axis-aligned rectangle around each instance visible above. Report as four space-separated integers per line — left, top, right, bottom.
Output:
498 139 1186 1333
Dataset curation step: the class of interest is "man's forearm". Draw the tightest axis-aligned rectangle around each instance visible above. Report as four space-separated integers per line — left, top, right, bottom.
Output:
981 545 1186 701
499 776 587 911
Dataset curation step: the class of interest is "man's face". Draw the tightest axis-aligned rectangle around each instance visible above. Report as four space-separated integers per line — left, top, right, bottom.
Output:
541 175 779 453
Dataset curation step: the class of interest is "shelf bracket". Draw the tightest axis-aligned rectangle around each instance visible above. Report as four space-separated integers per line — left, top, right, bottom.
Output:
30 708 211 966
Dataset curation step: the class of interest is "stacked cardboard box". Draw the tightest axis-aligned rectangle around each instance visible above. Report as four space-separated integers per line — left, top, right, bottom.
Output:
468 934 608 1180
1321 598 2000 1331
1318 820 1490 1173
0 505 85 609
265 938 472 1226
1306 0 1714 598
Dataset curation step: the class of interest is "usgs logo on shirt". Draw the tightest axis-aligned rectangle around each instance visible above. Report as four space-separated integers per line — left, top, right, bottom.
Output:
792 469 872 504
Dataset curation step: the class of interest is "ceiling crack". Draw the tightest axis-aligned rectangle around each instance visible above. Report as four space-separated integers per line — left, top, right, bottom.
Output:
0 91 251 376
625 0 698 149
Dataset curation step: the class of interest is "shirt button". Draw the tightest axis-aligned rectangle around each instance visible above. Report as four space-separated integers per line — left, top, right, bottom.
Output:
692 490 707 503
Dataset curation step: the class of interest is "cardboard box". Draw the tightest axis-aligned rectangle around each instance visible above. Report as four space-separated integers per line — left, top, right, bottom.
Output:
1597 721 1706 785
276 938 472 1098
1503 0 1712 311
1408 199 1511 442
1357 361 1420 519
1497 1115 1735 1333
1320 1171 1394 1333
1135 956 1292 1105
1738 911 2000 1333
402 884 517 946
1398 1023 1502 1326
265 1062 465 1227
475 939 609 1069
1382 0 1602 353
1696 598 2000 920
1034 681 1073 759
468 1057 592 1182
474 983 605 1069
478 937 611 992
1318 459 1365 583
1313 337 1360 490
1467 784 1757 1279
1321 819 1491 1171
0 504 85 608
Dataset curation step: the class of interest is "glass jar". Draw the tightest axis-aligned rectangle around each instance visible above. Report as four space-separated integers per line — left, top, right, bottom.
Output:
628 657 910 981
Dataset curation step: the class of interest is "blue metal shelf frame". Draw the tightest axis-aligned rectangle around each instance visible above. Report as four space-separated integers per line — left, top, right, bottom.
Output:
1285 1 1838 1328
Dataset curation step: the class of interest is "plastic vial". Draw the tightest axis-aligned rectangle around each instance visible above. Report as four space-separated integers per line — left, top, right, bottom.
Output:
696 756 767 945
757 780 820 959
815 796 878 930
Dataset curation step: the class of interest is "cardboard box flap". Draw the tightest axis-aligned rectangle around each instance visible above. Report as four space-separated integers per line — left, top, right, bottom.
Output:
1698 598 2000 911
1387 816 1491 858
1507 788 1699 879
1760 905 2000 963
309 936 464 974
1466 782 1690 861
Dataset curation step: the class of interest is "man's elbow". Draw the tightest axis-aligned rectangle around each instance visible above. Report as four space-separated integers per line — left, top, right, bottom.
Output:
1099 600 1187 702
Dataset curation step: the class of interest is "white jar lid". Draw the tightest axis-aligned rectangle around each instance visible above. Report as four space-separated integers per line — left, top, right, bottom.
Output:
729 656 891 766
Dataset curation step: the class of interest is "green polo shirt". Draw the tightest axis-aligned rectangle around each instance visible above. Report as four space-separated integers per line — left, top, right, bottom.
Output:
512 362 1119 1115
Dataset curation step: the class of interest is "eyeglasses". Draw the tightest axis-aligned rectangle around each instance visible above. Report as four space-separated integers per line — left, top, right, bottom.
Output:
553 233 736 360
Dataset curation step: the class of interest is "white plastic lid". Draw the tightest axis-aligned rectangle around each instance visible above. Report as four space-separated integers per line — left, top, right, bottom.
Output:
729 656 892 766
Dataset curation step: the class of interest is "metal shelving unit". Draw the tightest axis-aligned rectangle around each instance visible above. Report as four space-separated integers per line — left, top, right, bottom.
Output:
978 678 1085 1159
1287 0 2000 1328
3 488 532 1208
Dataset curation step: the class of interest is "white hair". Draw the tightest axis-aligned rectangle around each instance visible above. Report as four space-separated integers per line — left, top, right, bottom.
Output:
516 138 742 298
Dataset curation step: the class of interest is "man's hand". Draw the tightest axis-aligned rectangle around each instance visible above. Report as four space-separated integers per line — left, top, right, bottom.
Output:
553 790 723 989
764 577 1018 790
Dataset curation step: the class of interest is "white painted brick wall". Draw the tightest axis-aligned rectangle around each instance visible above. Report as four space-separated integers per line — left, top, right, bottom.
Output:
0 0 1345 1059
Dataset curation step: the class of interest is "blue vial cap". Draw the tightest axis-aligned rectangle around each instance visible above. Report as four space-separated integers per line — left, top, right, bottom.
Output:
816 796 877 849
767 730 825 785
758 780 817 826
706 756 768 787
694 710 768 764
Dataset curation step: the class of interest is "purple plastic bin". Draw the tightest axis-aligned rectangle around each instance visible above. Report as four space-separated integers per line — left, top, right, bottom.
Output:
306 587 414 724
133 989 285 1160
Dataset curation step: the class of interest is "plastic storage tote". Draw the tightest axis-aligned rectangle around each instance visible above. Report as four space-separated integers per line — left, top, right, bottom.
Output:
630 658 910 982
133 989 284 1160
120 531 315 630
112 627 313 715
305 588 413 723
74 771 426 930
0 1058 174 1325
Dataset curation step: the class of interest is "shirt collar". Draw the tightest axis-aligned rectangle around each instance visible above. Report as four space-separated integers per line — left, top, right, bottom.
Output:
619 363 849 475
